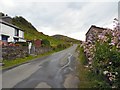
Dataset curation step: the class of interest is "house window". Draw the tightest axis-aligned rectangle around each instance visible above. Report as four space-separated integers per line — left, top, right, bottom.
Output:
2 35 9 42
15 29 19 36
14 38 19 42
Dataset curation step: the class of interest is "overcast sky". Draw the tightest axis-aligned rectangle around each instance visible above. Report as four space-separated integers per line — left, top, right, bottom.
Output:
0 0 119 41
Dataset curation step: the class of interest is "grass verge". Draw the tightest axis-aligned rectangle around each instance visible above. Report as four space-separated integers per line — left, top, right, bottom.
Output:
2 48 64 70
76 45 93 88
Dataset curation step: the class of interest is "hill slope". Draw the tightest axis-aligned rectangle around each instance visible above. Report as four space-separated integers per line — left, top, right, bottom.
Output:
52 34 80 43
12 16 62 46
12 16 80 45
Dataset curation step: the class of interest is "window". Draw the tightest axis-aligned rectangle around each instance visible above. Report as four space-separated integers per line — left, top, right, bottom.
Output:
15 29 19 36
2 35 9 42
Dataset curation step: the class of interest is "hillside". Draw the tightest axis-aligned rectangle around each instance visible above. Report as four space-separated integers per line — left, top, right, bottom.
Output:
12 16 80 45
12 16 62 46
1 12 80 46
52 34 80 43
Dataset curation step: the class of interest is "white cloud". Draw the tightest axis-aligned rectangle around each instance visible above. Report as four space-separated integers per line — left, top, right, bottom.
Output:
68 31 86 41
0 0 119 41
1 0 14 7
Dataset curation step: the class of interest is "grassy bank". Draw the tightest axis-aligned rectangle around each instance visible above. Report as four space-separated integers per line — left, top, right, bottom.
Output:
77 45 93 88
2 48 65 69
76 45 109 88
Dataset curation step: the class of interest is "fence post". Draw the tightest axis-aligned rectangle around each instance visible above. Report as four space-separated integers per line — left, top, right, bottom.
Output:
28 42 32 54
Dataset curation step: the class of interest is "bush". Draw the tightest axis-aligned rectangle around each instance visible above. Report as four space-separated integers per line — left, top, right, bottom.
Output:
15 42 28 46
92 41 120 87
42 39 50 46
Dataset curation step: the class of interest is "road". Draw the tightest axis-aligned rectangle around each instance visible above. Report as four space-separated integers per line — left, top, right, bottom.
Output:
2 44 79 88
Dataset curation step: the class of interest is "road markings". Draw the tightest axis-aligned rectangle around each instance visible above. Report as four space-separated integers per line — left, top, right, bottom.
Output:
59 53 72 72
55 53 73 80
35 82 51 88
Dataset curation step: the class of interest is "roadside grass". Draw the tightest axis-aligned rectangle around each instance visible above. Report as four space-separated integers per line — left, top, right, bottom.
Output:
77 63 94 88
76 45 109 88
2 48 64 70
77 45 88 65
76 45 93 88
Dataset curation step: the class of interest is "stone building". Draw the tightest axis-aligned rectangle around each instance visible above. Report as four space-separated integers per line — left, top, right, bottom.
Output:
85 25 107 43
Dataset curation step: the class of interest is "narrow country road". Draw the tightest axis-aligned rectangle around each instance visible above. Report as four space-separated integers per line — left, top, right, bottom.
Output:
2 44 79 88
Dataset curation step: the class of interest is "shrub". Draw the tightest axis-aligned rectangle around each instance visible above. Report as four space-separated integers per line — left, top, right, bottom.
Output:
92 41 120 87
15 42 28 46
42 39 50 46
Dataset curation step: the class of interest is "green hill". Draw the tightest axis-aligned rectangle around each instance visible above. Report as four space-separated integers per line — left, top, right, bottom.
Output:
52 34 80 44
12 16 62 46
12 16 80 46
1 12 80 46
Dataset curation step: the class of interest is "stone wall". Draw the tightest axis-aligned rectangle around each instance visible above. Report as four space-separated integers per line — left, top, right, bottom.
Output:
35 47 52 55
2 46 28 60
2 46 52 60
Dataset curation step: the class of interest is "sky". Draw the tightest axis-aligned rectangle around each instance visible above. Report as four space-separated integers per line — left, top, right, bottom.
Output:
0 0 119 41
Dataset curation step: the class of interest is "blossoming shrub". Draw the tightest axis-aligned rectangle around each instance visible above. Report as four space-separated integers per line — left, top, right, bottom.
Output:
93 41 120 87
77 45 110 88
83 22 120 88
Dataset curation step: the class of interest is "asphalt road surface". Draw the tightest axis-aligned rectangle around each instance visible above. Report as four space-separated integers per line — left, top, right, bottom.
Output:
2 44 79 88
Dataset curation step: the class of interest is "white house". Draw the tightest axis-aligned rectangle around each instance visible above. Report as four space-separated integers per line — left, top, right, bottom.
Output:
0 19 26 43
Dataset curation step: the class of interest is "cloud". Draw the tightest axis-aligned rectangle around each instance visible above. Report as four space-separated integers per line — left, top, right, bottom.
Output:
0 0 119 41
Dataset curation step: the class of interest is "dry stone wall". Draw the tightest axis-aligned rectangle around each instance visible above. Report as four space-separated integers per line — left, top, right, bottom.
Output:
2 46 52 60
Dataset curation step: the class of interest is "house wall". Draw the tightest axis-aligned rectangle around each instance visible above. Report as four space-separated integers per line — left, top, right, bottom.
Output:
86 29 93 41
0 34 1 40
0 23 25 42
86 27 104 42
0 23 2 40
18 30 26 42
19 30 24 38
19 38 26 42
0 23 14 42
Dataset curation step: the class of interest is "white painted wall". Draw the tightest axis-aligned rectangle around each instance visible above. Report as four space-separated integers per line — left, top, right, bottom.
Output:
19 30 24 38
0 23 25 42
1 23 14 42
0 35 1 40
0 23 1 40
19 38 26 42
